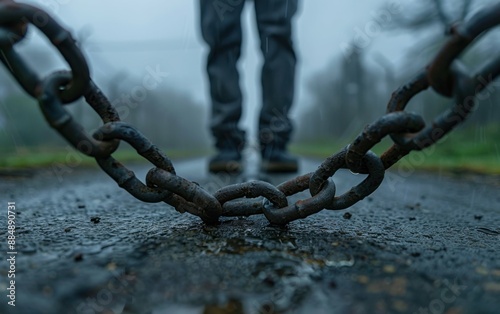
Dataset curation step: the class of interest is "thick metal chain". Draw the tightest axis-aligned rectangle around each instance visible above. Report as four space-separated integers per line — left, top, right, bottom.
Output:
1 1 499 225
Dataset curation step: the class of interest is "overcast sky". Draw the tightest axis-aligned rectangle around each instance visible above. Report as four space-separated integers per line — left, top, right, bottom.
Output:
16 1 433 134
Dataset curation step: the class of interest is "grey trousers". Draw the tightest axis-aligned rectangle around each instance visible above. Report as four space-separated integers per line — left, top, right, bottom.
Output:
200 0 298 151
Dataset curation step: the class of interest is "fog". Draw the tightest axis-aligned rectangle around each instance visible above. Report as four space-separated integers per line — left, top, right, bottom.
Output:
1 0 498 155
18 0 414 135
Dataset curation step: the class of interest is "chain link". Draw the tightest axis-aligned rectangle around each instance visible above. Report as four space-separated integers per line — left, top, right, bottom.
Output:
1 1 499 225
0 1 89 102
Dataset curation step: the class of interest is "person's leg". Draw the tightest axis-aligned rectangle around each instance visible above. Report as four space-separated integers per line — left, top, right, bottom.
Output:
254 0 299 172
199 0 246 172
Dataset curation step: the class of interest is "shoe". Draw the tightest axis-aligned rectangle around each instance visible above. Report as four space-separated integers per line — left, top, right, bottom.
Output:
261 145 298 173
208 149 243 173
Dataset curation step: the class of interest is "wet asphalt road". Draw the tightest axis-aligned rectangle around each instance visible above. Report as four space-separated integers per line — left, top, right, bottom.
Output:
0 156 499 314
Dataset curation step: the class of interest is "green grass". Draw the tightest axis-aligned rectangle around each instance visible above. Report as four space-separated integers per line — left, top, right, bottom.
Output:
0 146 210 169
2 126 499 175
291 125 500 175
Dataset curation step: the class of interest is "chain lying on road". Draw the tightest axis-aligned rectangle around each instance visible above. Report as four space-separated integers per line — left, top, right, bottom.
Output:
1 1 499 225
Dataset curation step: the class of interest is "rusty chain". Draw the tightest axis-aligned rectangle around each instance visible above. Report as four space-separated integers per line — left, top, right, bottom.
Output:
1 1 499 225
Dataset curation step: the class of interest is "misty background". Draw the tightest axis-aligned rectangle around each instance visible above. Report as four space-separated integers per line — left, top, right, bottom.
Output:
1 0 499 156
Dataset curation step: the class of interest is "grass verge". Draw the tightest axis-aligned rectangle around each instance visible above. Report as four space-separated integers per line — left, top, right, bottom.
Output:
2 126 499 175
0 147 210 170
290 125 500 175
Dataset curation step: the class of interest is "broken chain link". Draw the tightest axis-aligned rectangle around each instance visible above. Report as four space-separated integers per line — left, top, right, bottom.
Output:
1 1 499 225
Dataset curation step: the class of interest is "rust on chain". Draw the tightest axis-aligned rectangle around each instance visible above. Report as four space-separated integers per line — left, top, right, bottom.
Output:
346 112 425 174
427 2 500 97
386 70 430 113
263 179 337 225
84 80 121 123
220 174 312 217
162 193 208 218
386 61 485 154
310 149 385 210
1 1 499 225
426 30 471 97
38 71 120 158
97 157 171 203
94 122 175 174
93 122 177 203
221 199 266 217
386 70 430 150
146 168 222 224
214 181 287 209
276 172 313 196
215 180 288 218
379 145 412 170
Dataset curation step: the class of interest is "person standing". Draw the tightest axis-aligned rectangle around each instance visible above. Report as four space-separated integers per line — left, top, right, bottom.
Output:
199 0 299 173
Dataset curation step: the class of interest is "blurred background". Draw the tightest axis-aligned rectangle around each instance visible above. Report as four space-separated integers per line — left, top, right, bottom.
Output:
1 0 499 173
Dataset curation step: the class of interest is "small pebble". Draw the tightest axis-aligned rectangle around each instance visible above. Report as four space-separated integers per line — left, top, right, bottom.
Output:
74 253 83 262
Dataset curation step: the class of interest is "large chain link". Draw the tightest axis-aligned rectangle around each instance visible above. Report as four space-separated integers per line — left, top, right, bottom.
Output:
1 1 499 225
